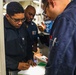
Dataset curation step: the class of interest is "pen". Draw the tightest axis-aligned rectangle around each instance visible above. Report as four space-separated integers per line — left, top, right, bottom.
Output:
52 38 57 46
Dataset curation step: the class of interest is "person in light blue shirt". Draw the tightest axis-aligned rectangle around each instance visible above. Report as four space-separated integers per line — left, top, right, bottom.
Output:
44 20 53 34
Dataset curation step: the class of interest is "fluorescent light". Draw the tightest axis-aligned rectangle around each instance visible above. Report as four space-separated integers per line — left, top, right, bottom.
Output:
5 0 32 2
33 0 39 4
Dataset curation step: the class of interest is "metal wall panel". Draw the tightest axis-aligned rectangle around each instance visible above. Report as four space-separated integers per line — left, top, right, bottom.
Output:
0 0 6 75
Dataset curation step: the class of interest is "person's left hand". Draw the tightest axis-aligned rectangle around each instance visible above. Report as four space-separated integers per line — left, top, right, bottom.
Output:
27 60 37 66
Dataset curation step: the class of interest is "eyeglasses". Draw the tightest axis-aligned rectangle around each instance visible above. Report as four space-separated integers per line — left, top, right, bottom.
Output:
10 16 25 23
42 2 49 16
44 2 49 9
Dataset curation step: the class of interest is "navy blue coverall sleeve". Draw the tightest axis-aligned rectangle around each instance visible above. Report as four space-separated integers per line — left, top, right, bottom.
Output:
45 15 76 75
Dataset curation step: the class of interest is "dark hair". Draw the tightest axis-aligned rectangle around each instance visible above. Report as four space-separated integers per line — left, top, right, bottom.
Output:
25 5 36 13
6 2 24 16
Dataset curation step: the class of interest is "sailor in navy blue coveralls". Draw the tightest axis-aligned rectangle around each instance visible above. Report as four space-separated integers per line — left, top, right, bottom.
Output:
24 5 38 52
24 21 38 52
45 0 76 75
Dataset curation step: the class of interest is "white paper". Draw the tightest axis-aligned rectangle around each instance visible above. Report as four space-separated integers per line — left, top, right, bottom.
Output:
18 66 45 75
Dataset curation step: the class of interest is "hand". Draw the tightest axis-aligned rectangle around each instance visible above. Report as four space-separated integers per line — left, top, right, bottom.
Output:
27 60 37 66
34 47 42 58
38 26 45 32
18 62 30 70
38 22 46 32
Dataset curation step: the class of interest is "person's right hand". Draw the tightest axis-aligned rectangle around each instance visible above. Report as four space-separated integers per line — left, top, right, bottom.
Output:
38 22 46 32
18 62 30 70
38 25 45 32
